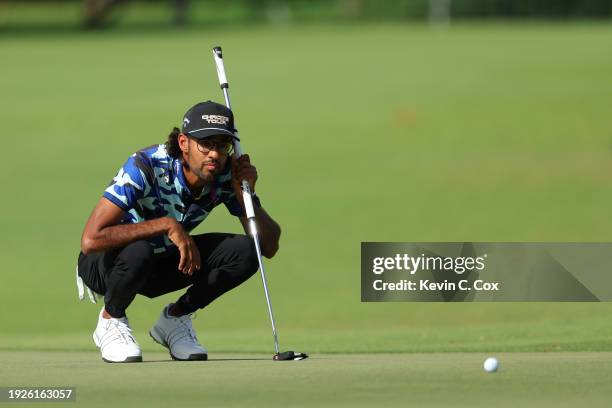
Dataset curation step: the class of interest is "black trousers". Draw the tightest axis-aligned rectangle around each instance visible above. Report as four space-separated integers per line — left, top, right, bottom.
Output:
77 233 259 318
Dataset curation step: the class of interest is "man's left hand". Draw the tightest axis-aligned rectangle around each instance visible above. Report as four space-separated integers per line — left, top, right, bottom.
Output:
231 154 257 200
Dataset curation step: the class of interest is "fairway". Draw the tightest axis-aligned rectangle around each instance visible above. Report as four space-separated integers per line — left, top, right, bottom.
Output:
1 19 612 407
2 351 612 407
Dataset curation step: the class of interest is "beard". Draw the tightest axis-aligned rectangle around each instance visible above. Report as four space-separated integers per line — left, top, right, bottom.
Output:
184 147 217 182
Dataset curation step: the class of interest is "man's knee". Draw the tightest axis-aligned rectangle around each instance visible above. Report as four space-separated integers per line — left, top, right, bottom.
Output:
226 235 258 281
238 234 258 267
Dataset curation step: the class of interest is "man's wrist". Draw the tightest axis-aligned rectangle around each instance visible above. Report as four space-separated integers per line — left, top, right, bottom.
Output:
251 193 261 209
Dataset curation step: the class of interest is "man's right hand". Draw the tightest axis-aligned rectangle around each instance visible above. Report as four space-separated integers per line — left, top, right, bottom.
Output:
81 198 201 274
166 218 201 275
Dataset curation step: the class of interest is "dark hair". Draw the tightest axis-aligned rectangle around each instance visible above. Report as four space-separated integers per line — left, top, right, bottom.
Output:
165 127 182 159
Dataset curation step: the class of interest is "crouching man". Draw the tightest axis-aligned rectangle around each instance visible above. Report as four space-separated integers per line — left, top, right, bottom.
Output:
77 101 280 362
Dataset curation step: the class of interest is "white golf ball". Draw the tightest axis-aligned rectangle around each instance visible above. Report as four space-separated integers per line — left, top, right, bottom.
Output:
483 357 499 373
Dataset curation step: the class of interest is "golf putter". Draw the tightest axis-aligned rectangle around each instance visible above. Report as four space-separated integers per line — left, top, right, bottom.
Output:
212 46 308 361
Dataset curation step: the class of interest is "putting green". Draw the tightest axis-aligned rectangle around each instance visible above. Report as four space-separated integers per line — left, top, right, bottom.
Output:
1 351 611 407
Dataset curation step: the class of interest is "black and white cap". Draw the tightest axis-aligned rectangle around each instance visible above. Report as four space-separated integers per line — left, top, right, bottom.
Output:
181 100 239 141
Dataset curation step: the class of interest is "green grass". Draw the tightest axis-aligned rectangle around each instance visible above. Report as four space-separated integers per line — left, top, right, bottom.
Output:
2 351 612 407
2 314 612 354
1 20 612 406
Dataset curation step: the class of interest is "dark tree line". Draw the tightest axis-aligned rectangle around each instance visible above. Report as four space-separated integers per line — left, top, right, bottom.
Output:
9 0 612 29
451 0 612 17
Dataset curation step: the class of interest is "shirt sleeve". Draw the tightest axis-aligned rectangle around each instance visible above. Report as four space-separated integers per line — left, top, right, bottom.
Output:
216 157 245 217
224 190 245 217
103 155 149 211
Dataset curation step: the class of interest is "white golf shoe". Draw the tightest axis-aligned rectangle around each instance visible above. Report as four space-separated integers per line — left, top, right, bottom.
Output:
149 304 208 361
92 308 142 363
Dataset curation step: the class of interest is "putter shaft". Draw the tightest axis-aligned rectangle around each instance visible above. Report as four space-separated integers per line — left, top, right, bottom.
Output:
212 46 281 356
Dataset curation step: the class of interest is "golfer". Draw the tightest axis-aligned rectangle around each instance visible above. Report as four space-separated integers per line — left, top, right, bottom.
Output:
76 100 281 363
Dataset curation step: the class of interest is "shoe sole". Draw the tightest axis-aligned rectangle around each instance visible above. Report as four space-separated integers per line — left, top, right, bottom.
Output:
148 330 208 361
102 356 143 363
93 332 143 363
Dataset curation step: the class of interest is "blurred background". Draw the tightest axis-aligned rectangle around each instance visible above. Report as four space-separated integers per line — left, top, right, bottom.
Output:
1 0 612 31
1 0 611 354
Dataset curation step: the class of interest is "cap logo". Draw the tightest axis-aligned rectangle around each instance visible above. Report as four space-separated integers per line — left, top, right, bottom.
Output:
183 117 190 126
202 115 229 125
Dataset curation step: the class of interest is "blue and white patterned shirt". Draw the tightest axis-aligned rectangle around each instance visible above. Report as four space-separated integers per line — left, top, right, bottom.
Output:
103 144 243 254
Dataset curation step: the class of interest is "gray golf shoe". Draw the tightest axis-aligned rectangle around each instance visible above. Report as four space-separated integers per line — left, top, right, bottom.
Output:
149 304 208 361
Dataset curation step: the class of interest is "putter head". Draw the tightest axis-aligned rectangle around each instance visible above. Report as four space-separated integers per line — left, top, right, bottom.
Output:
273 351 309 361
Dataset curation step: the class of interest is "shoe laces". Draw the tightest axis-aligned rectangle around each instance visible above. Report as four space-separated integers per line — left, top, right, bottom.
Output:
104 318 137 346
167 313 200 347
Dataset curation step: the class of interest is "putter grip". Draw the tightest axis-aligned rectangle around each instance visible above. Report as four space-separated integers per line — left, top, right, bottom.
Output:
232 135 254 217
212 46 228 88
242 186 256 219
